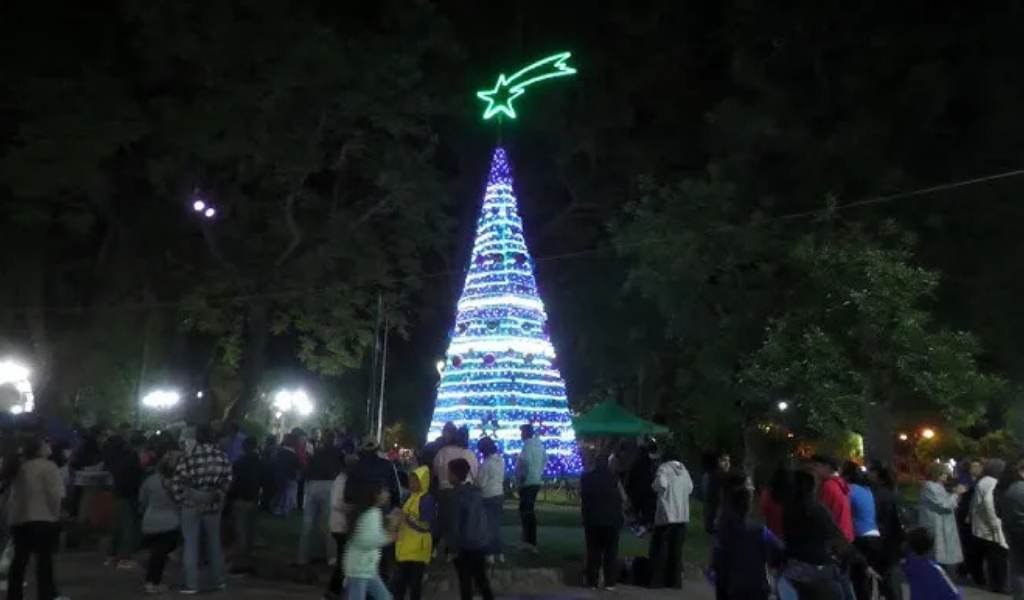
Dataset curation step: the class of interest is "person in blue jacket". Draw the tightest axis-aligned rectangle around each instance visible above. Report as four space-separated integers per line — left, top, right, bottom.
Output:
903 527 961 600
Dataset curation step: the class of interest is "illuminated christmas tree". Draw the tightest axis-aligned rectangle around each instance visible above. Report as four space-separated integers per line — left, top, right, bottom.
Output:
427 147 581 476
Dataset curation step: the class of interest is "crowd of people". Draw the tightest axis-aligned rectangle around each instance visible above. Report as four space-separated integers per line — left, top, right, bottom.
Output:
3 413 1024 600
0 418 553 600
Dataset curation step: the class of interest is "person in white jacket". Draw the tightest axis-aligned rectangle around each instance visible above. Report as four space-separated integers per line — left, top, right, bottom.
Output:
323 453 357 599
971 458 1009 593
648 452 693 589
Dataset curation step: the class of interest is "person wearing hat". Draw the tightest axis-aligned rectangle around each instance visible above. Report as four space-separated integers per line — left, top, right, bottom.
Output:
345 433 402 578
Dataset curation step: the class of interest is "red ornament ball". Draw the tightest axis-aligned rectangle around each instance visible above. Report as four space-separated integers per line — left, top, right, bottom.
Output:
483 354 496 365
452 356 463 367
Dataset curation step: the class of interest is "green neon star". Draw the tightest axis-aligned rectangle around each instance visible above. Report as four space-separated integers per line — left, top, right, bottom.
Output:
475 52 577 121
476 74 527 120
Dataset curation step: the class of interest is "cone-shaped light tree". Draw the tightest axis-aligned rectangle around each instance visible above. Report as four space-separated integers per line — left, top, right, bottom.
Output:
428 147 581 476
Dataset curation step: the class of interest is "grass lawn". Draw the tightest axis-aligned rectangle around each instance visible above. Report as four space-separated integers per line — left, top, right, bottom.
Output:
501 501 710 569
257 499 712 571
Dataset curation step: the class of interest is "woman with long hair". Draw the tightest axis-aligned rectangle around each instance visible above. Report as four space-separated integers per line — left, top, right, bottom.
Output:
343 479 396 600
780 469 853 600
4 435 68 600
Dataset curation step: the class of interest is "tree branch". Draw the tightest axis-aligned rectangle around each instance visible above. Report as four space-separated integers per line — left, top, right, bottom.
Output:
274 190 304 267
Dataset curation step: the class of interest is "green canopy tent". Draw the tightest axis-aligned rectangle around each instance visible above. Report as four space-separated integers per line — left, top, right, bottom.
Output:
572 400 669 436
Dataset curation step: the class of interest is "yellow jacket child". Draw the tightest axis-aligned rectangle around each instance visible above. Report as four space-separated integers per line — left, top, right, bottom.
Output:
395 465 436 563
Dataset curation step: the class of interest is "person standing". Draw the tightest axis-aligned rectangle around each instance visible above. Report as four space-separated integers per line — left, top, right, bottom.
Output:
918 463 966 572
259 434 278 512
108 434 144 569
139 453 181 594
298 430 342 566
760 464 791 540
170 424 233 594
4 436 68 600
324 452 355 600
842 461 883 600
392 466 436 600
713 486 783 600
957 458 984 585
515 424 546 554
868 463 905 600
997 457 1024 600
343 480 397 600
475 437 504 563
810 455 854 542
223 423 247 464
580 449 624 590
971 459 1008 593
625 442 658 533
348 435 402 578
272 434 301 517
703 452 731 535
446 458 494 600
229 436 262 573
647 450 692 589
780 469 855 599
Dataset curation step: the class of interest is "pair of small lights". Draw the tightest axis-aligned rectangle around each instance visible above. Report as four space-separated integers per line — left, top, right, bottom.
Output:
192 198 216 219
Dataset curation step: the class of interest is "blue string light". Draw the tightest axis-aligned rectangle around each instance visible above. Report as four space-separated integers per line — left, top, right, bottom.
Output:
428 147 581 476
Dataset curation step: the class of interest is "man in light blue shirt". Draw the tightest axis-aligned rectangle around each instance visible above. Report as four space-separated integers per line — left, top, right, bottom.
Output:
515 423 547 552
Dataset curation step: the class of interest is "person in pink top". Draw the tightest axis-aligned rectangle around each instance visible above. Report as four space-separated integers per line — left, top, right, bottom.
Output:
811 455 854 541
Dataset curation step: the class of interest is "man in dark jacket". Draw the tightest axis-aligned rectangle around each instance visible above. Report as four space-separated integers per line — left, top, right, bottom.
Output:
580 451 624 590
446 458 494 600
297 430 342 565
346 435 400 509
110 434 144 567
230 436 262 572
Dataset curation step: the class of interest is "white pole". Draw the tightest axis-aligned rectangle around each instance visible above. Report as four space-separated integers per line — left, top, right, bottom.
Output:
375 317 389 444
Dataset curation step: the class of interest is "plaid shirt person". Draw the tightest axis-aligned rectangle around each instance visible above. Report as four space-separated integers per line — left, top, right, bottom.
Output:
170 442 233 513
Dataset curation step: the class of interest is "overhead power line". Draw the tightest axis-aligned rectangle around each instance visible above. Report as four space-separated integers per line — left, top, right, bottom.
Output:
3 167 1023 314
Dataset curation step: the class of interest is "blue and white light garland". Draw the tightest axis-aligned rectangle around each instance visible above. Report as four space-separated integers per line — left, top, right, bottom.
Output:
428 147 581 476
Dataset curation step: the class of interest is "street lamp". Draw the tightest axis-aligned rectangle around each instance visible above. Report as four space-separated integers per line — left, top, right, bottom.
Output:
191 193 217 220
777 401 789 412
898 433 909 442
0 358 34 414
141 389 181 410
273 388 314 418
921 428 936 440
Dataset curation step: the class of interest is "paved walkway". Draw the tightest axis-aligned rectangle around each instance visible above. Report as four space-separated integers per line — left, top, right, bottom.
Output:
40 551 1009 599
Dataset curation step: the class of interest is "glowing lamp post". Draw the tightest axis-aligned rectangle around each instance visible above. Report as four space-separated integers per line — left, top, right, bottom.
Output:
0 359 34 414
272 388 314 432
921 428 936 440
776 401 789 412
141 389 181 411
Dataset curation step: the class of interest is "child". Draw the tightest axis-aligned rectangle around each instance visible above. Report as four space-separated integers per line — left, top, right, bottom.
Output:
343 480 397 600
139 452 181 594
712 485 782 600
445 458 494 600
903 526 962 600
579 449 623 590
392 466 436 600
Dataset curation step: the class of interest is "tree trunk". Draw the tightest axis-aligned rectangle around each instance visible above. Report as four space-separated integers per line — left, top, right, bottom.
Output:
742 421 760 478
227 301 269 423
864 401 896 466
